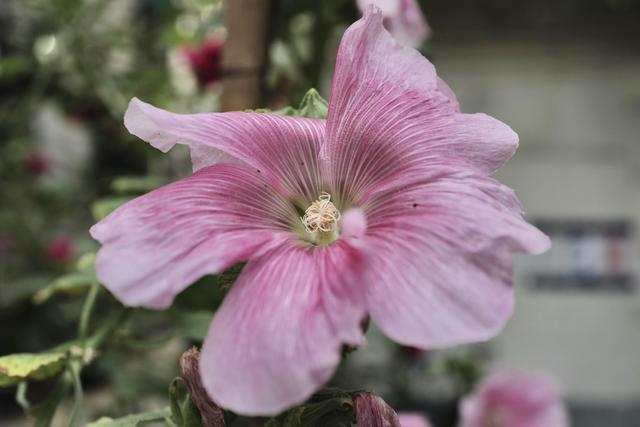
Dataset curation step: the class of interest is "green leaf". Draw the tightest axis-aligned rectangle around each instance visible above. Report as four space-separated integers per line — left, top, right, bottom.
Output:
245 106 299 116
215 263 245 290
180 398 203 427
33 273 91 304
0 352 67 387
246 88 328 119
272 106 299 116
171 310 214 341
86 407 172 427
87 417 116 426
297 89 328 119
92 196 133 221
111 176 167 194
265 388 354 427
169 378 184 426
169 378 204 427
33 253 96 304
0 54 33 79
76 252 96 272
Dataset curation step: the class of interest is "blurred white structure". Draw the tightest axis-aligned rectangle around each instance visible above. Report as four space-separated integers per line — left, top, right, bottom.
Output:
436 39 640 408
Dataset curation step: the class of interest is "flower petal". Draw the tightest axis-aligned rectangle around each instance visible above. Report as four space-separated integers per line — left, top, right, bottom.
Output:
90 163 292 309
436 77 460 112
324 7 516 201
362 172 550 348
200 242 366 415
124 98 326 201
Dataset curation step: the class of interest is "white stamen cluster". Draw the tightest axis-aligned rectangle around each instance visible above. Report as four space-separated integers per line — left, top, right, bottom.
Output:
301 192 341 233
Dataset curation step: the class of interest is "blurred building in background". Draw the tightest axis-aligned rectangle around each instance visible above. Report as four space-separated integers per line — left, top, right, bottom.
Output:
428 0 640 424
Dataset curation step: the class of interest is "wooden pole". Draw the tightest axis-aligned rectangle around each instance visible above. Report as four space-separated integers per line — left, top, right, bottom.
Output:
220 0 271 111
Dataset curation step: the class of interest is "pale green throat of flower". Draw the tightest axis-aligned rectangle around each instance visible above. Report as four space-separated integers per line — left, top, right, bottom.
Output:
300 192 341 245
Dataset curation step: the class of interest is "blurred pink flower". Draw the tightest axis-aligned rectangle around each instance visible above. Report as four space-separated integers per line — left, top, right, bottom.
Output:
459 371 569 427
23 151 49 176
91 7 548 416
357 0 431 47
182 38 224 86
399 413 433 427
45 235 74 264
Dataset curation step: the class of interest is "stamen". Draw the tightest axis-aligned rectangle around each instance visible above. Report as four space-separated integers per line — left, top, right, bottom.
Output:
301 192 341 235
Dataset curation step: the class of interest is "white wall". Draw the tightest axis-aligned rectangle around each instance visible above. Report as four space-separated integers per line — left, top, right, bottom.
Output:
435 41 640 402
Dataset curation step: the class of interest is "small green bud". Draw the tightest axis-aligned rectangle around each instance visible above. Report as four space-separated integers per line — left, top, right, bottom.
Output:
297 88 328 119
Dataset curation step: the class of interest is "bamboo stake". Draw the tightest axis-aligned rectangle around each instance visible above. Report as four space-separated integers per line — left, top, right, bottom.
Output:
221 0 271 111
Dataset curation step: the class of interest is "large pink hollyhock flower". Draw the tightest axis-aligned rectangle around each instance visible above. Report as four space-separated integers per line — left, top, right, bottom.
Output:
91 7 549 416
356 0 431 48
459 371 569 427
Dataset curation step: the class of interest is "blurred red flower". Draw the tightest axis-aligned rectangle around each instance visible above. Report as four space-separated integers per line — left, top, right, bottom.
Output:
23 151 49 176
182 39 224 86
45 235 74 264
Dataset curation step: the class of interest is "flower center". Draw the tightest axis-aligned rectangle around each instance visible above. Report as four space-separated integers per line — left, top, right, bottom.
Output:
300 192 341 245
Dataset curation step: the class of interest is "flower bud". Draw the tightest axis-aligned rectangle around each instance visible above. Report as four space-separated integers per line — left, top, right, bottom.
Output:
353 392 401 427
297 88 328 119
180 347 225 427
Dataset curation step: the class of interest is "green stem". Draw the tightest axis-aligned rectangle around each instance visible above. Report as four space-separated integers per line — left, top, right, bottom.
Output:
66 360 83 427
65 306 126 427
77 281 100 348
34 373 73 427
86 308 128 350
15 381 30 412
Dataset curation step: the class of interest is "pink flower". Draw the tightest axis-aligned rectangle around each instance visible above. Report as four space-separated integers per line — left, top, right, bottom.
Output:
182 39 224 86
45 235 74 264
399 413 432 427
459 371 569 427
357 0 431 48
91 8 549 416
